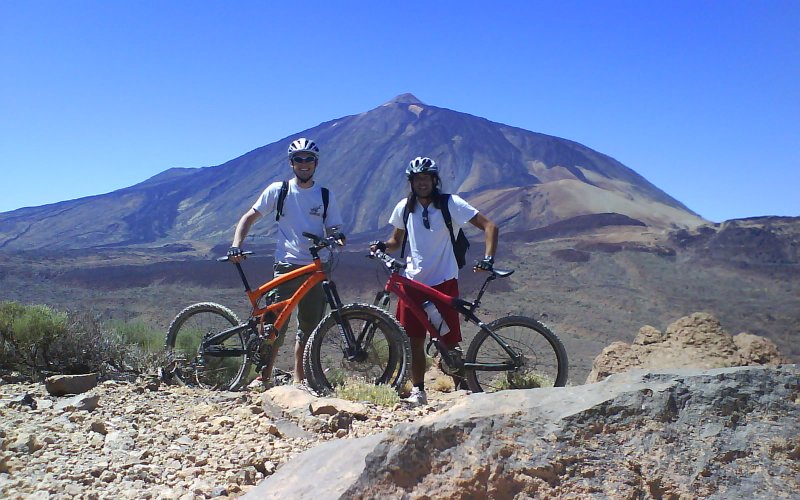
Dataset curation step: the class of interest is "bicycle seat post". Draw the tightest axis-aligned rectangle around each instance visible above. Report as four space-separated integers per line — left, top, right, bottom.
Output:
471 273 496 310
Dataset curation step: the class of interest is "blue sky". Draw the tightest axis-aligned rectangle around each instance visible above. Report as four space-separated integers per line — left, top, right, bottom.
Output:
1 1 798 222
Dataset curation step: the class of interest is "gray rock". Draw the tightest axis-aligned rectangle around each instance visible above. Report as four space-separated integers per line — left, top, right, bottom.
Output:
248 365 800 499
310 398 368 419
45 373 98 397
327 412 353 432
54 393 100 412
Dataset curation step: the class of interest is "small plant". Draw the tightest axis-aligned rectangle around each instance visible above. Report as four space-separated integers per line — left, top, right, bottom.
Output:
494 370 553 390
429 373 456 392
334 379 400 407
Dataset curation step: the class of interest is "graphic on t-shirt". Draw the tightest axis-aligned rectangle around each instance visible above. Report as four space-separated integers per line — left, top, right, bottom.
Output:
309 205 324 217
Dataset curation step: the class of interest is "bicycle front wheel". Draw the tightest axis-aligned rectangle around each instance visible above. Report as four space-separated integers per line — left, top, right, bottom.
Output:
164 302 250 391
303 303 410 395
465 316 568 393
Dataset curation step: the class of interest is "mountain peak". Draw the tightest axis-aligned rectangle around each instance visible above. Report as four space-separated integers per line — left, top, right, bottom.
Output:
383 93 425 106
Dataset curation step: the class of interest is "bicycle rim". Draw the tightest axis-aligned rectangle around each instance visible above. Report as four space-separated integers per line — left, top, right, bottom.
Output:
304 303 410 395
465 316 568 393
164 302 249 391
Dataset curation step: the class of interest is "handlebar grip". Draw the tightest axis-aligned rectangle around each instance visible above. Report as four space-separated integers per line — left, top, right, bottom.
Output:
301 232 317 240
217 251 254 262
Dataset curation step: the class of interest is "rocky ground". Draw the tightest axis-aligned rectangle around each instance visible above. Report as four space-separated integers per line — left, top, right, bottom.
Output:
0 375 464 499
2 312 793 499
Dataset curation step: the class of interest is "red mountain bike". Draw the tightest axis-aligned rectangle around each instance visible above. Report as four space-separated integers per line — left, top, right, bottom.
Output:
365 249 568 392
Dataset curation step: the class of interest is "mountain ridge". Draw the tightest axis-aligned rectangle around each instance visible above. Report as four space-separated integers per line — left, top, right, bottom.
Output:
0 94 705 250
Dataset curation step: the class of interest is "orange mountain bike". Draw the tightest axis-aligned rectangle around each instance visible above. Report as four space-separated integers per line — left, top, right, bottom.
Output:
163 232 410 391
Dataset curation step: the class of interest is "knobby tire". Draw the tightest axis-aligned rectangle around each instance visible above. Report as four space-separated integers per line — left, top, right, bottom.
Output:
303 303 410 396
464 315 568 393
164 302 250 391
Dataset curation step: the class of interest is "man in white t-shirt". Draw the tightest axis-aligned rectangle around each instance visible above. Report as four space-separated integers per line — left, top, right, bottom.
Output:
227 138 344 386
370 157 498 405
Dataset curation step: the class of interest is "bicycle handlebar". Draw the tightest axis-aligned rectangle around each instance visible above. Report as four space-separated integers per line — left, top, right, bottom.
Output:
369 249 514 278
302 231 346 251
369 249 407 271
217 251 254 262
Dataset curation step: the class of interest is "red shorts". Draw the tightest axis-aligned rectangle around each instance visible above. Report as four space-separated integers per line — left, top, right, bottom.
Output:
395 278 462 347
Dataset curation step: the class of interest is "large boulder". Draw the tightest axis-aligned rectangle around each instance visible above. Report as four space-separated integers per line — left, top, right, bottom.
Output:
245 365 799 499
586 312 789 383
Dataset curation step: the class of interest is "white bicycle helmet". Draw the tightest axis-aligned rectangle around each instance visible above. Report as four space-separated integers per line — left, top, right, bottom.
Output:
405 157 438 178
287 138 320 159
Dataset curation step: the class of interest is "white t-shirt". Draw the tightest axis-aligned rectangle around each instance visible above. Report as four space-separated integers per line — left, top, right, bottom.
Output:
389 194 478 286
251 179 344 265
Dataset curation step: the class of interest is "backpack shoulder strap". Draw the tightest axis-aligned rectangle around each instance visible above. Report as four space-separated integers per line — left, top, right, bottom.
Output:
439 193 458 250
276 182 329 222
400 195 413 260
275 181 289 222
321 187 329 222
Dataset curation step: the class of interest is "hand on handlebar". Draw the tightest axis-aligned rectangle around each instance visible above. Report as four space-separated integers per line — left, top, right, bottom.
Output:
368 247 406 271
302 231 346 249
473 256 494 272
227 246 245 263
369 240 387 252
331 231 346 246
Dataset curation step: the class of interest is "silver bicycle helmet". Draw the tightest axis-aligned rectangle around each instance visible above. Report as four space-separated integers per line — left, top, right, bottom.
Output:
405 157 438 178
287 138 320 159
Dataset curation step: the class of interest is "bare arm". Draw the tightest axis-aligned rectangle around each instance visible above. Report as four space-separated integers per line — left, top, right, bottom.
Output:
469 212 498 258
370 227 405 254
232 208 262 248
383 227 405 253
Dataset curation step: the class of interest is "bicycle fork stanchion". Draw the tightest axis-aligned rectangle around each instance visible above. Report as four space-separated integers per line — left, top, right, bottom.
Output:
373 291 391 310
322 280 362 361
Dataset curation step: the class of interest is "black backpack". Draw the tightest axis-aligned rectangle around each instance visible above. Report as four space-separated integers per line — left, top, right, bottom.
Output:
400 193 470 269
275 181 329 222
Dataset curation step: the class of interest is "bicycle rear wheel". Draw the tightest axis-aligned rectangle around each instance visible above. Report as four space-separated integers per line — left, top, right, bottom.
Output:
303 303 410 395
465 315 568 393
164 302 250 391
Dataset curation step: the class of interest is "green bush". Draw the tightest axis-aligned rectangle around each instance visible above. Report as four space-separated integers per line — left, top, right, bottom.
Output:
108 319 164 353
0 301 27 338
0 301 26 367
0 302 165 377
0 302 68 370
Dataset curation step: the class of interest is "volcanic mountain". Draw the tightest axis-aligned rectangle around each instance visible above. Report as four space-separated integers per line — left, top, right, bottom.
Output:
0 93 705 251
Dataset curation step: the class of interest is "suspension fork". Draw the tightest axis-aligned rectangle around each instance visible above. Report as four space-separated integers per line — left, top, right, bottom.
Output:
321 280 360 360
373 290 391 310
463 310 524 366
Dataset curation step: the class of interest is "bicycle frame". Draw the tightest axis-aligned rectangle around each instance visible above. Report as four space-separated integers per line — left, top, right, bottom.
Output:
242 258 332 335
382 271 523 370
209 236 363 361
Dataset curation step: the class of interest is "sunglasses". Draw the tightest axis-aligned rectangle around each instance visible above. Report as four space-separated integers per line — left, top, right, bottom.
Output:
422 206 431 230
292 156 317 164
